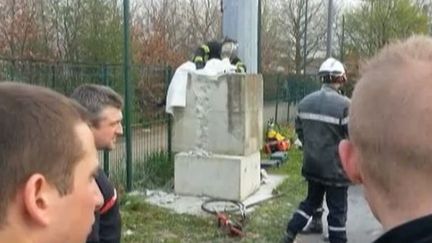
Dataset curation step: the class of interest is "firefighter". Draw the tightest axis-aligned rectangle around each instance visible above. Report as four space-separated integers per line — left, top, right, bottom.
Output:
282 57 350 243
192 37 247 73
71 84 123 243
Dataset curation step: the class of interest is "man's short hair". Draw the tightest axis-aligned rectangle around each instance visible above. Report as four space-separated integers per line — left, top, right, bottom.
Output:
70 84 123 122
349 35 432 192
0 82 90 226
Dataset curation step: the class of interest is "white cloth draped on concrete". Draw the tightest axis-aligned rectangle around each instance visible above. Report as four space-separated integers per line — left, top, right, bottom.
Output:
165 59 237 114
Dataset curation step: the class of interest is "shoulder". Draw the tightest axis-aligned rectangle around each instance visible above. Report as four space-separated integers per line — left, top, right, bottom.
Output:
335 94 350 107
324 89 350 107
94 169 118 214
299 90 321 104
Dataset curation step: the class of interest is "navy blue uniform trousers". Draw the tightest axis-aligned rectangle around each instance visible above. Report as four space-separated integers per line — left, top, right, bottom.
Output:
287 180 348 243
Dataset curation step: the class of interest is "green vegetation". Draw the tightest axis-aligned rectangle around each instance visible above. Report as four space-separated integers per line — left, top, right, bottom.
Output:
120 125 307 243
345 0 428 56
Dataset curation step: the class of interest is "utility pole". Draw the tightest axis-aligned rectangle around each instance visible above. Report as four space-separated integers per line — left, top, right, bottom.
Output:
123 0 133 192
326 0 333 58
222 0 259 73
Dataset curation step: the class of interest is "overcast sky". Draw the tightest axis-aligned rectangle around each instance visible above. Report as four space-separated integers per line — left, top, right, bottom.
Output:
335 0 362 11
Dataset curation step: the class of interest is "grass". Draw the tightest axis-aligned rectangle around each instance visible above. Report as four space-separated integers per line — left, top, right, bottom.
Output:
108 151 174 194
120 146 307 242
131 151 174 191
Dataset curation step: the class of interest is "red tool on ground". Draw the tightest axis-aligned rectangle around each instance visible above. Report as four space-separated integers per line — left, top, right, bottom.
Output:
201 195 283 238
215 211 245 237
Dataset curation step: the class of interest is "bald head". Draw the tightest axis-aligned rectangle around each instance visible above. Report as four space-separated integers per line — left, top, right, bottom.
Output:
349 36 432 192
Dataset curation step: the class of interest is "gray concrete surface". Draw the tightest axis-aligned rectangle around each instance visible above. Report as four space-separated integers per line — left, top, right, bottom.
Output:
172 74 263 156
297 185 383 243
174 151 261 200
142 174 286 216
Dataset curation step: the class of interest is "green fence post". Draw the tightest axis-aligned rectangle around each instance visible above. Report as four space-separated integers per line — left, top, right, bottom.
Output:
102 64 110 177
275 73 280 123
51 65 56 90
9 60 15 81
123 0 133 192
164 65 173 162
286 77 290 123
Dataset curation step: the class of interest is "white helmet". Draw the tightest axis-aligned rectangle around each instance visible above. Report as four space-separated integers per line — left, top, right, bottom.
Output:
220 37 239 61
319 57 345 76
318 57 347 83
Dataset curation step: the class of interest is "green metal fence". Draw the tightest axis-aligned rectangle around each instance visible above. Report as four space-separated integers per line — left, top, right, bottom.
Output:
0 57 173 192
0 57 321 191
262 73 321 103
262 73 321 123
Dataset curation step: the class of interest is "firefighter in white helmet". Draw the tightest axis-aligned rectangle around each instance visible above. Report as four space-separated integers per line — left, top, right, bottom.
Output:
283 57 350 243
318 57 347 86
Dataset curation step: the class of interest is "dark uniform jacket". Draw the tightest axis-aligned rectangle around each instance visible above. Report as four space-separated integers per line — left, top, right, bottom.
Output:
374 214 432 243
87 168 121 243
296 84 350 186
192 41 246 72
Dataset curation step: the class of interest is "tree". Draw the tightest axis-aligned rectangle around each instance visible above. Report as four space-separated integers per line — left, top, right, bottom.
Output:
345 0 428 57
182 0 221 53
78 0 123 63
412 0 432 34
131 0 186 66
0 0 39 58
260 0 286 72
131 0 221 67
260 0 326 74
52 0 85 61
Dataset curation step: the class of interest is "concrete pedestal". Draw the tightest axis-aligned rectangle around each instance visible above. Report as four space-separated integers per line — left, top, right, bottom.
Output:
173 73 263 200
172 74 263 156
174 152 261 201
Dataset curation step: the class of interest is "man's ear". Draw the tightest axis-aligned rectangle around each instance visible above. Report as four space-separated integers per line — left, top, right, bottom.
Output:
339 139 363 184
23 174 53 226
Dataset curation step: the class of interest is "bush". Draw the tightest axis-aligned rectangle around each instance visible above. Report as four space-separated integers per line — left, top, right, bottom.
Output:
132 151 174 191
108 151 174 193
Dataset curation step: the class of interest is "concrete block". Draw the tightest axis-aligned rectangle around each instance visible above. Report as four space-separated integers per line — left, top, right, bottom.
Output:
174 152 261 201
172 73 263 156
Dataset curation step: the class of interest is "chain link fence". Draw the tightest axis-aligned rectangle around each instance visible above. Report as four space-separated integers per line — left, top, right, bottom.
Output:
0 57 172 192
262 73 321 124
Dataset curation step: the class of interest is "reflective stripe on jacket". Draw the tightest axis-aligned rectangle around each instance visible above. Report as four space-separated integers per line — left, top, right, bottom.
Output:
296 84 350 186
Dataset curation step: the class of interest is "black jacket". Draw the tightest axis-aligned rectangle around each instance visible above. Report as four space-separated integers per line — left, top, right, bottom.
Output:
296 84 350 186
192 41 221 65
374 214 432 243
87 168 121 243
192 41 246 72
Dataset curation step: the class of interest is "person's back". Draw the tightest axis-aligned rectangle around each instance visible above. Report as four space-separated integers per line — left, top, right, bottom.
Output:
298 85 350 185
284 57 350 243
